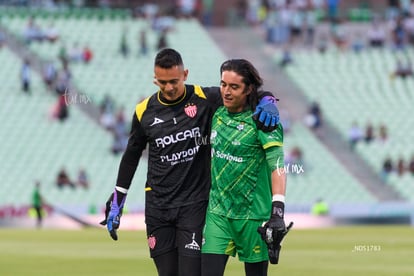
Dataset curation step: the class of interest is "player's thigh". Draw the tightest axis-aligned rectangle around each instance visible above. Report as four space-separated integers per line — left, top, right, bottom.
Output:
202 212 236 257
231 219 268 263
176 201 208 257
146 207 177 258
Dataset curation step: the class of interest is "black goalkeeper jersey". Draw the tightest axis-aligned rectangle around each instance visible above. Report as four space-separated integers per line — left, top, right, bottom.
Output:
116 84 222 209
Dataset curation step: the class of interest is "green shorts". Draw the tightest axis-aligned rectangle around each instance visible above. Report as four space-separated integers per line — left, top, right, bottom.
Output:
202 212 269 263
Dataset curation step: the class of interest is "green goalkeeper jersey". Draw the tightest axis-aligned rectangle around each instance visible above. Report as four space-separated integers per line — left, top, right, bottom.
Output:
209 106 283 220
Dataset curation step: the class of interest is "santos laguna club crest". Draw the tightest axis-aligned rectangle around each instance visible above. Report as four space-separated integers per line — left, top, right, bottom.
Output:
184 103 197 118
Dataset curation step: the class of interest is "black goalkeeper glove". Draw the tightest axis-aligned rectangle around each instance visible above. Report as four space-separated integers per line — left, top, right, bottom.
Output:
257 201 293 264
100 190 126 241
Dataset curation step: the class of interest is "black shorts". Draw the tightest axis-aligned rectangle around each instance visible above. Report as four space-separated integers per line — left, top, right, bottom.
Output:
145 201 207 258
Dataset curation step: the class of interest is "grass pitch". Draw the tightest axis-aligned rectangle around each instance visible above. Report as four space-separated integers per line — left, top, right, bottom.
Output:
0 226 412 276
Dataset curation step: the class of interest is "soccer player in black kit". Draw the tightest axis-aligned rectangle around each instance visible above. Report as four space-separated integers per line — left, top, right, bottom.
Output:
101 48 280 276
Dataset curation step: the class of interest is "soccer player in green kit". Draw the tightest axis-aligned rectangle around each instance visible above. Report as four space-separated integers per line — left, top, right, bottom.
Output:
201 59 287 276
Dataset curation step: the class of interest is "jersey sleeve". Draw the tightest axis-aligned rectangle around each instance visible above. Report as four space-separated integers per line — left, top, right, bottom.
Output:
258 125 284 171
258 124 284 150
199 86 223 106
115 112 147 190
257 90 278 100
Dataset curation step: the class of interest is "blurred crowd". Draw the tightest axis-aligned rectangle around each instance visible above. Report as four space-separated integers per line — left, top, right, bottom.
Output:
6 0 414 189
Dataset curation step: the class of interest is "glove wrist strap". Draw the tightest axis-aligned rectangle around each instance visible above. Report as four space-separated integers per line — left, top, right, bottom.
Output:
272 201 285 218
113 189 127 207
272 194 285 203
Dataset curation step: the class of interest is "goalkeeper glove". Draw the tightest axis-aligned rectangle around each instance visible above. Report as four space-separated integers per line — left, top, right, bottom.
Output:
257 201 293 264
100 189 126 241
253 95 280 132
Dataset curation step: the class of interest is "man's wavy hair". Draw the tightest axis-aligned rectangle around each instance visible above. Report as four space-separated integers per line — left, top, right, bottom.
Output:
220 59 263 110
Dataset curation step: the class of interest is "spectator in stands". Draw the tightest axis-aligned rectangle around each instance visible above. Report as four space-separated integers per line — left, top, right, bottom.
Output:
100 109 115 131
387 0 402 21
351 32 365 53
201 0 214 26
100 93 115 114
367 20 386 48
111 108 128 155
32 181 44 228
381 157 393 181
56 168 75 189
55 62 71 95
275 2 292 45
82 45 93 64
379 124 389 143
289 3 306 45
68 42 83 63
0 30 5 48
305 101 322 130
138 29 148 57
279 47 293 67
51 94 69 122
156 28 169 50
285 146 305 172
44 22 59 43
77 168 89 189
120 27 130 58
137 2 159 20
364 122 375 143
397 157 406 176
99 94 116 130
58 44 68 64
21 58 31 94
327 0 341 23
391 16 408 51
235 0 247 24
392 58 413 79
331 18 348 51
43 60 57 89
177 0 197 18
405 12 414 46
23 16 43 44
317 33 329 54
348 121 363 150
408 154 414 175
151 13 175 32
304 1 318 46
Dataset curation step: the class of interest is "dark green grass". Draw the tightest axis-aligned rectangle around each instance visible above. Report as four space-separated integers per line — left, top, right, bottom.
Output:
0 226 413 275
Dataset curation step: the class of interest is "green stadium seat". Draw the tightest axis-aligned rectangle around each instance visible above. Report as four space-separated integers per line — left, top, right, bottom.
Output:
284 49 414 201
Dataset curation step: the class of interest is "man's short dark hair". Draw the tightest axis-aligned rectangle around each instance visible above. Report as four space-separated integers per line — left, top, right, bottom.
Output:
155 48 184 68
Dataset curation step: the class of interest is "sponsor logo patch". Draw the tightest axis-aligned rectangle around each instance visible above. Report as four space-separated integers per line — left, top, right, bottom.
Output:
150 117 165 126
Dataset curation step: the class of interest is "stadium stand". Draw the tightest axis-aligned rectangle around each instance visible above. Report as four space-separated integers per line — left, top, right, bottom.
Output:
1 4 410 219
0 45 146 212
283 48 414 201
283 123 377 204
1 10 226 112
0 8 227 214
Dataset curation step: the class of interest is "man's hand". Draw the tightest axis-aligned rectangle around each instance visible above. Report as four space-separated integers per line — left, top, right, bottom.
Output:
257 201 293 264
100 190 125 241
253 96 280 132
